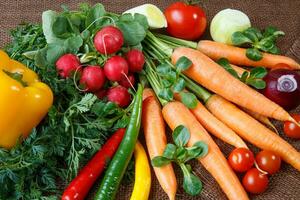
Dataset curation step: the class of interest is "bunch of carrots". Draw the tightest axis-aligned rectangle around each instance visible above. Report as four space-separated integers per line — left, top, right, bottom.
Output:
139 30 300 200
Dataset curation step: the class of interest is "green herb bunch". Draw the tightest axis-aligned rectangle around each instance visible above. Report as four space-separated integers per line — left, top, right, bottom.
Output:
152 125 208 196
231 26 285 61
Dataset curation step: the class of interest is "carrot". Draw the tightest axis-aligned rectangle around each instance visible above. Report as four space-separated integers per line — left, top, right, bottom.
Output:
206 94 300 171
142 88 155 101
174 93 247 148
242 108 279 134
197 40 300 70
171 47 295 122
142 89 177 200
162 101 249 200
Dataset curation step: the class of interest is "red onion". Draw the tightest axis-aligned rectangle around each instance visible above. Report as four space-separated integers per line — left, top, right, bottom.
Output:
262 69 300 110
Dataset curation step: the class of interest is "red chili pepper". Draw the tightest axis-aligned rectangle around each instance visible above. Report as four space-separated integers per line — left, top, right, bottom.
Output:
61 128 126 200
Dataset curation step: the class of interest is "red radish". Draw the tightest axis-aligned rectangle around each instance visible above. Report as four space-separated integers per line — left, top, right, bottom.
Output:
80 66 106 92
95 89 107 100
94 26 124 55
119 74 135 88
104 56 129 81
125 49 145 72
107 86 131 107
56 54 81 78
262 69 300 110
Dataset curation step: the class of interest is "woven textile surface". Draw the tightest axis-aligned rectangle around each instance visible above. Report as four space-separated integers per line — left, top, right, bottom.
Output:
0 0 299 199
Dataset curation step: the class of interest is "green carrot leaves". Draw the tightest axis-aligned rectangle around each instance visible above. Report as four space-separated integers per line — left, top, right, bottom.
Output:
151 125 208 196
232 26 284 61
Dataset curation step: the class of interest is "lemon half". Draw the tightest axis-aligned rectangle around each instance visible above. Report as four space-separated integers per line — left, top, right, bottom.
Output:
124 4 167 29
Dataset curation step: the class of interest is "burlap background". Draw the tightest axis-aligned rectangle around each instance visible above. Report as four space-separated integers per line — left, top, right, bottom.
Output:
0 0 299 199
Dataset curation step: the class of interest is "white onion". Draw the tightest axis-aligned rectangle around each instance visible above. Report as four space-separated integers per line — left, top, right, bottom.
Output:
210 9 251 45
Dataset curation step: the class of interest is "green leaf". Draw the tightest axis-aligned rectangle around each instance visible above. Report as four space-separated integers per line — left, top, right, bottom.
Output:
158 88 173 101
231 31 253 46
249 67 267 79
173 125 190 147
179 91 197 109
217 58 240 79
85 3 106 30
247 79 266 89
42 10 65 44
190 141 208 158
52 16 74 38
263 26 284 37
151 156 171 167
165 71 177 84
163 144 177 159
240 71 249 82
116 15 146 46
156 63 171 75
161 79 173 88
172 78 185 92
175 56 192 71
134 13 149 30
246 48 263 61
181 164 202 196
244 27 263 42
268 46 280 54
176 147 188 162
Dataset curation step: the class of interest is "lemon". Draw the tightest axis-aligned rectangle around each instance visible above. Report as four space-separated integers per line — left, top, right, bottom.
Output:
123 4 167 29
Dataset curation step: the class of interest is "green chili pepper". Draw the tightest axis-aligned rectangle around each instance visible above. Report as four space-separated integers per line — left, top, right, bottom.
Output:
94 84 143 200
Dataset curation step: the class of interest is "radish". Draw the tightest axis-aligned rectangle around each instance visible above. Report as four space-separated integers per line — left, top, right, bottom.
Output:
56 54 81 78
94 26 124 55
119 73 135 89
104 56 129 81
107 86 131 107
80 66 106 92
125 49 145 72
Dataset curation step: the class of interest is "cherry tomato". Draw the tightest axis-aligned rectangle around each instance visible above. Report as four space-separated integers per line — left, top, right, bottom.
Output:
164 2 207 40
256 150 281 175
228 148 255 172
284 114 300 139
242 168 269 194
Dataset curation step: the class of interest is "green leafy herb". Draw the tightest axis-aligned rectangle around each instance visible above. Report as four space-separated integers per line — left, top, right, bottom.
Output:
151 125 208 196
217 58 267 89
154 57 197 109
232 26 285 61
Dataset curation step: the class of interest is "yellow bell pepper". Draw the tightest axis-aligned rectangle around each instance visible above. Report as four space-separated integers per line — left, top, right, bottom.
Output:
0 50 53 149
130 141 151 200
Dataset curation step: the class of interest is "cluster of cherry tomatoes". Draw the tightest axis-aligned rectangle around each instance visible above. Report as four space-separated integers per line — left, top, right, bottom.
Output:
228 148 281 194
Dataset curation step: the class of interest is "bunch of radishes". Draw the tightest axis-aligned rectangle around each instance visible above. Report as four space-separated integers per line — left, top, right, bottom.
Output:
55 26 145 108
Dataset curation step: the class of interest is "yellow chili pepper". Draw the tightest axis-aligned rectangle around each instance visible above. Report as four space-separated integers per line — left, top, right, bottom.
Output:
0 50 53 149
130 141 151 200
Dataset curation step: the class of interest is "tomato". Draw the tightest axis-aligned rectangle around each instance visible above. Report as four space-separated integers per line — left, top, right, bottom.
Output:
284 114 300 139
242 168 269 194
164 2 207 40
256 150 281 175
228 148 255 172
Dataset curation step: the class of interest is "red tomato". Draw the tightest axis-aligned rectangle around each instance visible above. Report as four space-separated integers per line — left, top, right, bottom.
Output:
284 114 300 139
228 148 255 172
164 2 207 40
256 150 281 175
242 168 269 194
